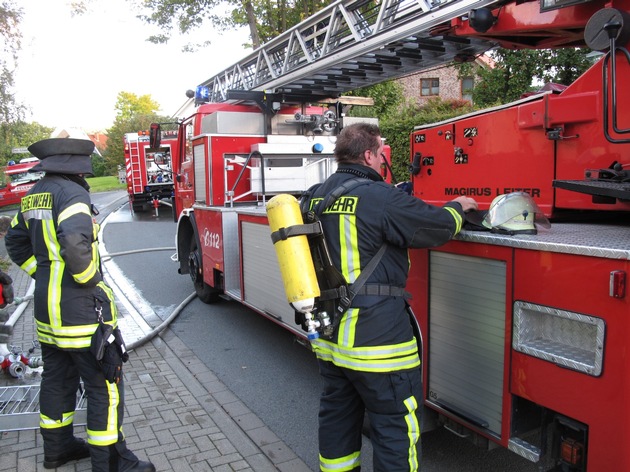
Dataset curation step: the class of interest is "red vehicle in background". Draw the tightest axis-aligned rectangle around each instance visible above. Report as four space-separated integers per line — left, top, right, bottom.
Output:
0 158 43 207
123 130 178 214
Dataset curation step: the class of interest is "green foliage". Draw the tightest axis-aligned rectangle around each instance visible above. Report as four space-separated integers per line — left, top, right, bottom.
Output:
102 92 170 176
472 50 540 106
114 92 161 122
0 121 54 164
345 81 404 119
537 47 594 85
139 0 224 46
379 98 474 182
91 152 108 178
231 0 329 46
472 48 593 107
0 1 25 123
138 0 329 49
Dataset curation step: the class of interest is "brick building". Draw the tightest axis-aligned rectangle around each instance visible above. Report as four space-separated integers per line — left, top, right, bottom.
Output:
397 54 495 106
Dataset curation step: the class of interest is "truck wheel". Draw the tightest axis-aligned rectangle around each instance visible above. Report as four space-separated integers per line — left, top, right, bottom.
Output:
188 236 221 304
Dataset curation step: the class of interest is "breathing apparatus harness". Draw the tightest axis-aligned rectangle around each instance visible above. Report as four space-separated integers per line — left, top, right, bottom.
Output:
271 177 409 339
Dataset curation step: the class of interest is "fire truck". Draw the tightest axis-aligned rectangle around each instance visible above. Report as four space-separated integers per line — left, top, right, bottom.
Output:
123 130 178 213
0 158 43 207
152 0 630 469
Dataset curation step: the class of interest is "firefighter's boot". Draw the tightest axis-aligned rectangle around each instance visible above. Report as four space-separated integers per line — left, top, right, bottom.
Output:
89 441 156 472
41 425 90 469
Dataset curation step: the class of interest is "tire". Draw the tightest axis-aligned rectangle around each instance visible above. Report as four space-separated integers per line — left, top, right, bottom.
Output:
132 203 145 213
188 235 221 304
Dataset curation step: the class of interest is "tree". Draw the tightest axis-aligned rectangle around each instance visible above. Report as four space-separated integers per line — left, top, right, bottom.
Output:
0 1 25 124
345 81 404 119
0 121 54 164
462 48 593 107
537 48 594 85
102 92 170 176
136 0 328 50
113 92 161 122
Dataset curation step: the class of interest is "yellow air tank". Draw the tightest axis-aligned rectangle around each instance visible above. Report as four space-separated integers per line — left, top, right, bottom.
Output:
266 194 320 314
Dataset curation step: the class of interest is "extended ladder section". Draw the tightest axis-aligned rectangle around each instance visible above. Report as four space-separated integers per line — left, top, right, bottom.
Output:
199 0 501 103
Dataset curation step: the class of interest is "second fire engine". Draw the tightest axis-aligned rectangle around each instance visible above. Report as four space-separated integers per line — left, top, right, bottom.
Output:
123 130 178 214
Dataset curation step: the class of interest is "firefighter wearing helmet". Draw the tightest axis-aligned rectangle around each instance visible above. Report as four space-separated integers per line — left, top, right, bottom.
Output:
5 138 155 472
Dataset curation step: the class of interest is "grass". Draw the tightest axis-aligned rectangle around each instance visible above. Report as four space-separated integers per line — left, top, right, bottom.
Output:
86 176 127 192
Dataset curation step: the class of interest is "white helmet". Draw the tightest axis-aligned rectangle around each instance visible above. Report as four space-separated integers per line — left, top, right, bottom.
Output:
482 192 550 234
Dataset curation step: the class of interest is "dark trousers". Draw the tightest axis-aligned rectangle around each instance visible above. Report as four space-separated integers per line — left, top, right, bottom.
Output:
318 359 422 472
40 344 125 447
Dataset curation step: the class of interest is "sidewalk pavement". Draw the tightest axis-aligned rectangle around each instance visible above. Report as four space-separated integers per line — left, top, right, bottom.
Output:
0 263 313 472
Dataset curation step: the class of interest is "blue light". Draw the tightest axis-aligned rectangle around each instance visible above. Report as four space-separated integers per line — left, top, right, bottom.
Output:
312 143 324 153
195 86 210 103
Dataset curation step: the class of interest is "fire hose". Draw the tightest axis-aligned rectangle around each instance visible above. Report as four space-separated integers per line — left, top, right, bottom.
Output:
99 247 197 351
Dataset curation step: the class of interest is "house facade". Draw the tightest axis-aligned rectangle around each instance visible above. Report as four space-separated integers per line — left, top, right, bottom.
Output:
396 54 494 106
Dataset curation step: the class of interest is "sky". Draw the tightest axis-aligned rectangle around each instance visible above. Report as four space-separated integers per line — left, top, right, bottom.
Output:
13 0 250 132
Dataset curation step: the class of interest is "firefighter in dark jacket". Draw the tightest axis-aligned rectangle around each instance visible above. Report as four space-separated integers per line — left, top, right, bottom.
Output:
5 138 155 472
307 123 478 472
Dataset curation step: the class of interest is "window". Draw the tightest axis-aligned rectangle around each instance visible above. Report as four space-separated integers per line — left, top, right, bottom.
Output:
421 78 439 96
462 77 474 102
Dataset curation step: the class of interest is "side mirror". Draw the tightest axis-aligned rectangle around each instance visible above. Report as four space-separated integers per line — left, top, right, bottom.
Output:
149 123 161 148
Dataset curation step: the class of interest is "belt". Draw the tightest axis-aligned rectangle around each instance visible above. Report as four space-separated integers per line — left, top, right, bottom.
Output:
320 284 410 301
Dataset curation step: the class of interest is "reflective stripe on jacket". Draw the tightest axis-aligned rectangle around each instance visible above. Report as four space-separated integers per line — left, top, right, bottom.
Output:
5 174 117 349
308 165 465 372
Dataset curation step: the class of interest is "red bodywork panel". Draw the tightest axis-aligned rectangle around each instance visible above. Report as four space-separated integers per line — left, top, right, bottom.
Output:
411 55 630 217
175 135 265 212
511 249 630 471
451 0 628 50
408 239 630 471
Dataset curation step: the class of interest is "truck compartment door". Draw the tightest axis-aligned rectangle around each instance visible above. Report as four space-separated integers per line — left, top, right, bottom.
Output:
426 249 510 439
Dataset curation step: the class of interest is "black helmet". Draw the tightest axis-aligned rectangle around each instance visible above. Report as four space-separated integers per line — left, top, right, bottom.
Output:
28 138 94 175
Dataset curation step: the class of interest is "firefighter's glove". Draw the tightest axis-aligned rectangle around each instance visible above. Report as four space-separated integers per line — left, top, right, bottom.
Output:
0 272 14 308
91 323 128 384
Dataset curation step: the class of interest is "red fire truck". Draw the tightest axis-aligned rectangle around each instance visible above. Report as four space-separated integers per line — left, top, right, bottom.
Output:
123 130 178 213
153 0 629 469
0 158 43 207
